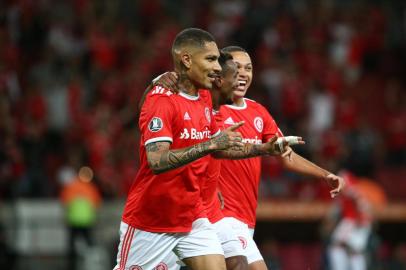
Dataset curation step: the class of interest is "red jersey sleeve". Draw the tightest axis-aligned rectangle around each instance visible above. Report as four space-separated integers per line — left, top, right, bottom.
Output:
261 105 283 142
140 88 176 145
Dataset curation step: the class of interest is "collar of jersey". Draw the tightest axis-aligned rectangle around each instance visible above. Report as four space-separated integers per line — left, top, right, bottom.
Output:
225 98 247 110
179 91 200 100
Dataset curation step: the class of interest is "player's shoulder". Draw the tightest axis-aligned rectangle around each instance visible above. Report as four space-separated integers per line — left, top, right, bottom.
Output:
245 98 275 119
147 85 175 99
142 85 177 112
245 98 267 110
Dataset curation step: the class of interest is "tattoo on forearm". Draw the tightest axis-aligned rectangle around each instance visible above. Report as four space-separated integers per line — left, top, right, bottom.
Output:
146 141 213 173
211 133 230 150
220 143 263 159
145 143 160 152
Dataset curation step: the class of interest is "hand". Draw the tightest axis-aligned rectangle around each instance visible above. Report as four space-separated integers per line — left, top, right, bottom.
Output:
210 121 244 151
325 174 345 198
263 136 305 158
261 136 280 155
152 72 179 92
281 147 293 161
276 136 305 153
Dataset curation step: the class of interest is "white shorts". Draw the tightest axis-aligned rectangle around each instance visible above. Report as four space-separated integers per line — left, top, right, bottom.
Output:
222 217 263 264
165 217 245 269
331 218 371 252
113 218 224 270
213 218 245 258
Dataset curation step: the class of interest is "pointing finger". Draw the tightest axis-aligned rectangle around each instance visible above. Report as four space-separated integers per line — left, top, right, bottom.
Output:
227 121 245 131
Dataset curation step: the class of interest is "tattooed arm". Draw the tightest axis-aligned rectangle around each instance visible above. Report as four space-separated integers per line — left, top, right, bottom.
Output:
146 128 243 174
213 143 268 159
213 136 287 159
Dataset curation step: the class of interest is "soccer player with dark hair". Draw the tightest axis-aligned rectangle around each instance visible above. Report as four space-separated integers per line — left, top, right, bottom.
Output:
218 46 345 270
113 28 244 270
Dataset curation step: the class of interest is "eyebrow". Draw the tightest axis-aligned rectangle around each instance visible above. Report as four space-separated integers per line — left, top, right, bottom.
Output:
235 61 252 66
205 54 219 59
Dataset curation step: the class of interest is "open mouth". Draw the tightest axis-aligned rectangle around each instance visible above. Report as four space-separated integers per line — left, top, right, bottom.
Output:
237 80 247 91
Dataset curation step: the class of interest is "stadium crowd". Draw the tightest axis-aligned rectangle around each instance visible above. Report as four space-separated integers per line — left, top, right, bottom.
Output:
1 0 405 200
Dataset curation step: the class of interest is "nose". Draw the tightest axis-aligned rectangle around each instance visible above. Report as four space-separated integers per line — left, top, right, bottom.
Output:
213 60 221 73
238 68 247 78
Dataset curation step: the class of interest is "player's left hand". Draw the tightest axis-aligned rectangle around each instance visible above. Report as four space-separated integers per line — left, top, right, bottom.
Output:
325 174 345 198
152 71 179 92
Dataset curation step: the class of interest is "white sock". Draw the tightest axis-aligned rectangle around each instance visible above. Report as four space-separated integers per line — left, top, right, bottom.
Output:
328 246 348 270
350 254 366 270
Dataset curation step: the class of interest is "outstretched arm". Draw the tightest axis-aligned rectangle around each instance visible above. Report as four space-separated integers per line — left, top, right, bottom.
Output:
278 150 345 198
214 136 304 159
213 142 269 159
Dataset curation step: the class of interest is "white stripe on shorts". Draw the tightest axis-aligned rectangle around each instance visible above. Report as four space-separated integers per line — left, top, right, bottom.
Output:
119 225 135 270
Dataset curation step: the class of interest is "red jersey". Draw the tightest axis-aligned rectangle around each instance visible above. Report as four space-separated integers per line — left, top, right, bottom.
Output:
201 110 225 223
219 98 282 228
122 86 219 233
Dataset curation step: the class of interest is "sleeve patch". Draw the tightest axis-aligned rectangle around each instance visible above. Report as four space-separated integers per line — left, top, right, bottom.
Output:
148 117 163 132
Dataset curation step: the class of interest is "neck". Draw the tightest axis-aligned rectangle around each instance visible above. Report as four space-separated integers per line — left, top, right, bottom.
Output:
211 88 221 110
233 97 244 107
178 72 198 96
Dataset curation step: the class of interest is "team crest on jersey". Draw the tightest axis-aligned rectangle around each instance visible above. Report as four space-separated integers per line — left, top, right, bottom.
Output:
154 262 168 270
205 107 211 123
148 117 163 132
130 266 143 270
253 117 263 132
238 236 248 249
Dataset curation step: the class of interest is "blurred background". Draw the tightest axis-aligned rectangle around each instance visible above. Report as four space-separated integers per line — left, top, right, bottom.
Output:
0 0 405 269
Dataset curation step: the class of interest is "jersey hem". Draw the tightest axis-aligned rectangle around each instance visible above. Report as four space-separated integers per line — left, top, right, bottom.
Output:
122 218 192 233
222 213 256 228
208 214 224 224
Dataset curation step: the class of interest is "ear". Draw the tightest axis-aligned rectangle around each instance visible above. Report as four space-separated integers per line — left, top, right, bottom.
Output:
180 53 192 69
214 77 222 88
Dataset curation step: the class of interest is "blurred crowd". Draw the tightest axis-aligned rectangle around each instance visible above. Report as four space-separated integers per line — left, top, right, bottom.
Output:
0 0 405 201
